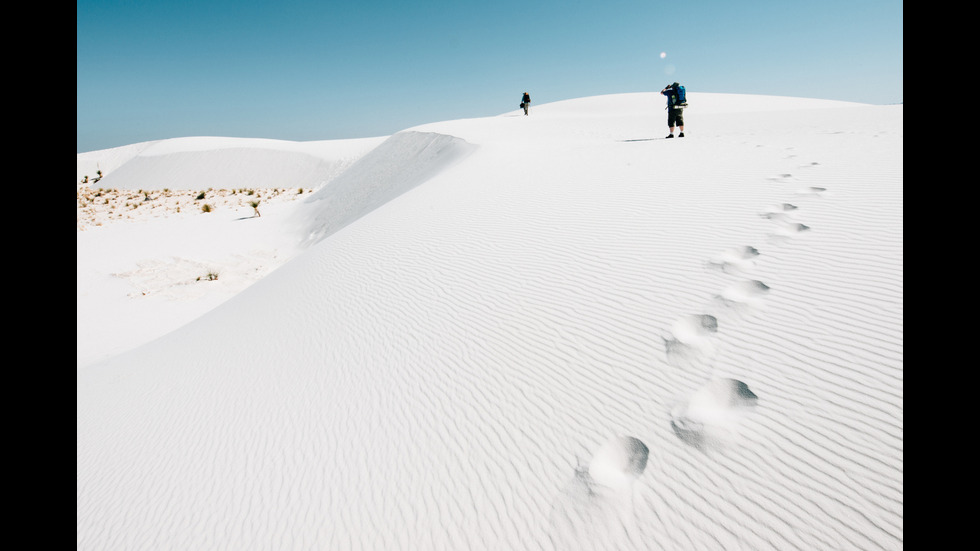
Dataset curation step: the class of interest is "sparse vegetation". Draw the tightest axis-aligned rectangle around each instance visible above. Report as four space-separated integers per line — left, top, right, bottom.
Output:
77 186 307 229
197 270 219 281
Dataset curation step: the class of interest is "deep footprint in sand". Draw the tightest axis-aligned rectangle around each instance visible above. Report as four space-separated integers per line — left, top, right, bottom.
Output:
767 173 796 183
670 378 759 451
796 186 827 196
715 279 770 310
664 314 719 368
707 245 760 274
549 435 650 549
760 203 798 221
769 220 811 238
589 435 650 486
759 202 812 239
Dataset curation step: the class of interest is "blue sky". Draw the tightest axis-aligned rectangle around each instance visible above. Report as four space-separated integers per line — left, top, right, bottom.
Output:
77 0 902 153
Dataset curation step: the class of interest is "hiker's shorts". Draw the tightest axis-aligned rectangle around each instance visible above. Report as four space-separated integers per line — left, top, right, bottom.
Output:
668 107 684 127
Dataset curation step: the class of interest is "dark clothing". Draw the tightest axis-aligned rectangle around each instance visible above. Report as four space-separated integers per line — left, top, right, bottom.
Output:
661 86 682 108
522 93 530 115
660 84 685 129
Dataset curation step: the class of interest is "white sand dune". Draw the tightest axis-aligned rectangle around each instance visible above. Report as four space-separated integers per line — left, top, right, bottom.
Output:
77 135 386 192
77 92 903 550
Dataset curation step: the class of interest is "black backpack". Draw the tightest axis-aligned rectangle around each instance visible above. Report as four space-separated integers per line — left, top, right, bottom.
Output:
669 83 687 107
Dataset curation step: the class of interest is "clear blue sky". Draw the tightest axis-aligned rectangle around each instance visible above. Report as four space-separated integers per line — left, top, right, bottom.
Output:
77 0 903 153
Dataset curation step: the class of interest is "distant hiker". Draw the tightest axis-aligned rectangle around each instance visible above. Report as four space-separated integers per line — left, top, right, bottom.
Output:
660 82 687 138
521 92 531 116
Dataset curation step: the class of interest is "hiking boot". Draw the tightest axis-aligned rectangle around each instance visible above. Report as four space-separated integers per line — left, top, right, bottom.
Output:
679 132 685 137
666 134 674 139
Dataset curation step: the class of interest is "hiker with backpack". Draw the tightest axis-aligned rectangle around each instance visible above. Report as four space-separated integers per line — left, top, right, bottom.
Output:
660 82 687 138
521 92 531 116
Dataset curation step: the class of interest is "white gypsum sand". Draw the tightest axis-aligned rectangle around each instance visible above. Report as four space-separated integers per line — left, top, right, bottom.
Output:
77 92 903 550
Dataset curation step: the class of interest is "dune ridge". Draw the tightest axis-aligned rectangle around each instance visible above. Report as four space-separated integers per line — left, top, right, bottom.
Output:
77 135 386 192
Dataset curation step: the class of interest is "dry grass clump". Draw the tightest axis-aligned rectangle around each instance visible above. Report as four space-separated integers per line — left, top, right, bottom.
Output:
76 185 309 229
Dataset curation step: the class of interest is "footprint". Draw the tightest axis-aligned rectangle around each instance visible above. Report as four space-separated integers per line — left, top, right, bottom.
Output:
707 245 760 274
588 435 650 488
663 314 719 368
762 203 810 238
670 378 759 452
715 279 770 310
665 314 718 344
795 186 826 196
768 173 796 182
769 220 811 238
760 203 798 221
549 436 650 549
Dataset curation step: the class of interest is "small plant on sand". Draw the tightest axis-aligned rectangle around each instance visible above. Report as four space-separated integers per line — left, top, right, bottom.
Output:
201 203 213 213
250 200 261 217
197 270 219 281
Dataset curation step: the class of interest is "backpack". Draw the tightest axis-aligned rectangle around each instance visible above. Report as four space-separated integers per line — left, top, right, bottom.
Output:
675 85 686 106
670 83 687 107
